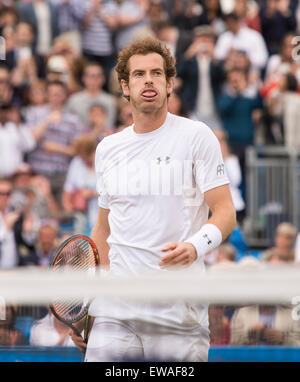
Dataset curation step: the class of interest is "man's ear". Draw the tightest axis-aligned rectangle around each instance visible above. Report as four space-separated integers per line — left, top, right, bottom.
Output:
166 77 175 97
120 79 130 98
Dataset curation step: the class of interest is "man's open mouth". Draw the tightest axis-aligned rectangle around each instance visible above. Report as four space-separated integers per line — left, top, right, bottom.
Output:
141 89 158 99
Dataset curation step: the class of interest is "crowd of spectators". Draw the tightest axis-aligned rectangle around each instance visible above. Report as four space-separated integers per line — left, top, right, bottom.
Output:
0 0 299 349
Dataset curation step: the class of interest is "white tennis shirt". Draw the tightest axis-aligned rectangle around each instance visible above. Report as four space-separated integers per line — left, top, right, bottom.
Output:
89 112 229 328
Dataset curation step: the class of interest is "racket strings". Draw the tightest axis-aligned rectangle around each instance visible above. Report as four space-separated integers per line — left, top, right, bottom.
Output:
51 238 97 322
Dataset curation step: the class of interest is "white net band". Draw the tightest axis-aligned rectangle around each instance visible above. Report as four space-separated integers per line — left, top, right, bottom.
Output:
1 265 300 305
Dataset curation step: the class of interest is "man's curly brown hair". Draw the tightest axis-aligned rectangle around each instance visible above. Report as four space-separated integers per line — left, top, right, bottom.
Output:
115 37 176 85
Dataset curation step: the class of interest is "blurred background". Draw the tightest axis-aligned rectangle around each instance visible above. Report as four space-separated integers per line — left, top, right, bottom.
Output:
0 0 300 362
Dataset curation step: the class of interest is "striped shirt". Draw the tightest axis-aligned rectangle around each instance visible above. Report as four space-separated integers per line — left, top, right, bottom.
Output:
49 0 82 33
26 105 85 176
77 0 118 56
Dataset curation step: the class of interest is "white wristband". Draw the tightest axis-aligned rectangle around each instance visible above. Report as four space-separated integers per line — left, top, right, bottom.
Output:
185 224 222 259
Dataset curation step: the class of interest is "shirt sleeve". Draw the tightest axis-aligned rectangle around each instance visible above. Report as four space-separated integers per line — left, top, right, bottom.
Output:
95 142 109 209
192 124 229 194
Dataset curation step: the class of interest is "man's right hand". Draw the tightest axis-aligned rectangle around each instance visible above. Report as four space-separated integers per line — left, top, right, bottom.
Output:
70 315 94 353
70 330 87 353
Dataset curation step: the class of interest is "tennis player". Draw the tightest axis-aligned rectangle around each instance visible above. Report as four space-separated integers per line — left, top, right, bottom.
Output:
71 37 236 362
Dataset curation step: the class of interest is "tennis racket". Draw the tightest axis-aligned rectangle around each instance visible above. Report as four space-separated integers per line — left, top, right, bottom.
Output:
49 234 100 346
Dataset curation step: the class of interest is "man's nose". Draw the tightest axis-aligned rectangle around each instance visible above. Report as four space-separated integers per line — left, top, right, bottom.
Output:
144 73 153 84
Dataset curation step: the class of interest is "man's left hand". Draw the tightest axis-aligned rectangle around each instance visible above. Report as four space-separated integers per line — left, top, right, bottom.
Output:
159 242 197 268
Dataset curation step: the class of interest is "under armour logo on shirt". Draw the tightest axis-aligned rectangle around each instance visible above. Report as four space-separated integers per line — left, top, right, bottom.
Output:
156 156 171 165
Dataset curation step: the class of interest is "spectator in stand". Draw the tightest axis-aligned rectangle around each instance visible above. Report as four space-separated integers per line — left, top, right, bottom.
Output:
25 80 85 205
0 3 19 35
75 0 118 83
5 21 41 74
215 243 237 264
206 242 237 269
230 304 300 346
66 62 117 128
264 72 298 146
62 136 98 234
223 49 261 92
21 79 47 121
0 101 49 178
214 12 268 72
216 67 263 178
30 310 75 346
87 103 114 141
146 0 168 25
259 0 297 55
9 23 39 90
10 162 59 220
52 0 82 57
35 218 59 267
114 0 151 53
196 0 225 35
0 64 20 109
153 20 192 70
167 90 187 117
214 129 245 224
17 0 59 57
115 96 133 132
177 25 225 130
169 0 205 32
260 222 297 262
0 177 19 269
0 305 28 345
233 0 261 32
263 33 300 96
45 35 85 93
12 190 41 267
209 305 231 345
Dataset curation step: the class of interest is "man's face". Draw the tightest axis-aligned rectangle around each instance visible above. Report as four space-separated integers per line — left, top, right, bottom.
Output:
275 232 295 251
121 53 173 114
226 18 239 34
83 66 104 91
228 70 247 92
15 23 33 47
47 85 66 107
89 105 106 125
39 226 57 253
194 35 215 56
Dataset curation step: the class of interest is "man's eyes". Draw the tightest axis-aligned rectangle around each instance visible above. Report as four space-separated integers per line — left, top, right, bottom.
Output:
133 71 163 77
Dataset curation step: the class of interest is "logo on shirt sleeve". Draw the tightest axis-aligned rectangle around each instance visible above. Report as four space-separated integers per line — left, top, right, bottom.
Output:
216 163 225 176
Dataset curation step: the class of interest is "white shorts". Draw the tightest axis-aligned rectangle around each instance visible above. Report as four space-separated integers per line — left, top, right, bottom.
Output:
84 318 210 362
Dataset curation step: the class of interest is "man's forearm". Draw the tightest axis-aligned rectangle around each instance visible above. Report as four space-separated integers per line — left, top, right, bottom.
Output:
91 217 110 268
206 201 237 241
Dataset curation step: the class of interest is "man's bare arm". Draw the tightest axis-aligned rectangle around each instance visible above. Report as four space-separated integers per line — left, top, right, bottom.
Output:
204 184 237 241
91 207 111 268
159 184 236 267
